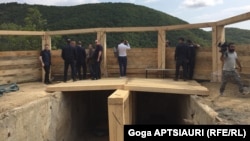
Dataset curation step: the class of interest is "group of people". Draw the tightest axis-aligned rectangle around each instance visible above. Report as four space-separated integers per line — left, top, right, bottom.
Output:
61 39 103 82
39 38 103 84
174 37 200 81
174 37 247 95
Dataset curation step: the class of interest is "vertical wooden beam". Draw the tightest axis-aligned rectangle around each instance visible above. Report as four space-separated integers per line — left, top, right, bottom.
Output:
211 26 225 82
41 34 51 83
157 29 166 69
97 31 108 77
108 90 133 141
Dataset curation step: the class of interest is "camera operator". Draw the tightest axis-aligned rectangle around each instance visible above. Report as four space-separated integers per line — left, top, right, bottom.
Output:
219 43 246 96
117 39 131 78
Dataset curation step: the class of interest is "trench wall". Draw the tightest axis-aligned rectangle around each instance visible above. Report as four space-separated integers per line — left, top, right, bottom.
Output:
0 92 76 141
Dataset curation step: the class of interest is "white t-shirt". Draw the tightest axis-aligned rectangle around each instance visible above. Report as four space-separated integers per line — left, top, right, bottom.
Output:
223 51 237 71
118 43 130 57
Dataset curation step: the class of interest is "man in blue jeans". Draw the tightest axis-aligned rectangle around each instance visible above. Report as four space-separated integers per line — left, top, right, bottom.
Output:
118 40 131 78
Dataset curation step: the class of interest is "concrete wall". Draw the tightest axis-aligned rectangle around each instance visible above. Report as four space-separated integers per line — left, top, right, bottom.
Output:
186 96 220 124
0 92 75 141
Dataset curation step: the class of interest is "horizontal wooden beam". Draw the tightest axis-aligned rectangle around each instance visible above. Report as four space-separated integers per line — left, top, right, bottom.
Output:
216 12 250 26
45 22 216 35
46 28 104 35
0 30 45 36
165 22 216 30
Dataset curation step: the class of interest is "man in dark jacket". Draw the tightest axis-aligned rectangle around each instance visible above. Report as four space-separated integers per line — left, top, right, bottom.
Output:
186 40 200 80
39 44 51 84
76 41 87 80
61 40 77 82
174 37 189 81
92 40 103 80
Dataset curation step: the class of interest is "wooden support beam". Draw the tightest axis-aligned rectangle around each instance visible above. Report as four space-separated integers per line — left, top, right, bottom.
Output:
46 28 103 35
216 12 250 26
0 30 44 36
211 26 224 82
44 22 215 36
108 89 133 141
97 31 108 77
165 22 215 31
157 30 166 69
41 34 52 83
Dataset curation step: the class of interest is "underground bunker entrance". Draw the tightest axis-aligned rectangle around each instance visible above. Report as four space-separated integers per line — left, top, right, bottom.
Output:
133 92 190 125
63 90 114 141
60 90 191 140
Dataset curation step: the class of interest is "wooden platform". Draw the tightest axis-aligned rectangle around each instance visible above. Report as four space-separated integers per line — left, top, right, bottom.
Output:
46 78 209 95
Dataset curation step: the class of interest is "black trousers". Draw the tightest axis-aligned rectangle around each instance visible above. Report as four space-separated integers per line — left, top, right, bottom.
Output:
187 58 195 80
44 65 50 83
76 62 87 80
118 56 127 77
93 61 101 79
175 60 188 79
64 60 76 81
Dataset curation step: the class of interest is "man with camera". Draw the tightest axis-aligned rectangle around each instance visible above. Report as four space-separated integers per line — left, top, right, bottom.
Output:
117 39 131 78
219 42 246 96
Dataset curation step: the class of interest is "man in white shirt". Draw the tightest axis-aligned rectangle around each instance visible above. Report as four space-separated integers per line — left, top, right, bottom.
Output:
118 40 131 77
219 43 246 96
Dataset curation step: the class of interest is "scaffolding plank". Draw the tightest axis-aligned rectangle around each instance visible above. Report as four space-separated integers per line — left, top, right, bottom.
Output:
46 78 209 95
124 78 209 95
45 78 127 92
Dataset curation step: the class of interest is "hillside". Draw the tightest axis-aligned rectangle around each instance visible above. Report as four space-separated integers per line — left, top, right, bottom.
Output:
225 28 250 44
0 2 247 50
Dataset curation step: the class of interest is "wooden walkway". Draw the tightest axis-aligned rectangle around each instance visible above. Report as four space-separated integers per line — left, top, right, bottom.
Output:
46 78 209 95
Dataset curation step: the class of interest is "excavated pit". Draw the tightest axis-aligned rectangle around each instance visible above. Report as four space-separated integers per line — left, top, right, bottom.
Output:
0 89 217 141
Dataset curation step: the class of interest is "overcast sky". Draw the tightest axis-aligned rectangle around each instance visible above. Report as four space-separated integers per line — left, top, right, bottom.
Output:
1 0 249 30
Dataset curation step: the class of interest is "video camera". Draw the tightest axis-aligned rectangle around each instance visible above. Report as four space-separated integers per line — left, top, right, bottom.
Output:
217 42 229 55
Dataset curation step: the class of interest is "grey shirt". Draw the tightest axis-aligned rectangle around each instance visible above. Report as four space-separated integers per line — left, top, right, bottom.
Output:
223 51 237 71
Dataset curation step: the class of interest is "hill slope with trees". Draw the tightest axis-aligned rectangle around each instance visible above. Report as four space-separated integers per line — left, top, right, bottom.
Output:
0 2 249 50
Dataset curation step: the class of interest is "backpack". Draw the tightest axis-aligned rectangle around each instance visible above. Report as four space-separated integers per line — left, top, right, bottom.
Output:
113 46 119 58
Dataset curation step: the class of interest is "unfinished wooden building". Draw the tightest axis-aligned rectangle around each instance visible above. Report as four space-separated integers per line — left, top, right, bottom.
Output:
0 12 249 141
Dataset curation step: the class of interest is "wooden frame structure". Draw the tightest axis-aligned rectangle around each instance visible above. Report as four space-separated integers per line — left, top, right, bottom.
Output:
0 12 249 82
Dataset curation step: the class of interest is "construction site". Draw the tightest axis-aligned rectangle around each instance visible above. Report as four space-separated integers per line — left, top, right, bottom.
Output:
0 12 250 141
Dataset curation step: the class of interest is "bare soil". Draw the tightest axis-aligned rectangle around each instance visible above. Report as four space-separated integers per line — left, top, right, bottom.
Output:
0 80 250 125
198 81 250 124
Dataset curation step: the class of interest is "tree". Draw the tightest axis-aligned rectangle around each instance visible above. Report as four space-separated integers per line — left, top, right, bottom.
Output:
24 7 47 31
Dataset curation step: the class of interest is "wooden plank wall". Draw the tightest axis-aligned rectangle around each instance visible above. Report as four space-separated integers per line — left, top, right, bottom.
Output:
0 45 249 84
0 51 41 84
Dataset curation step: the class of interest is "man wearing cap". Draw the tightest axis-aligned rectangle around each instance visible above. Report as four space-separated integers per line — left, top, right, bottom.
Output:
76 41 87 80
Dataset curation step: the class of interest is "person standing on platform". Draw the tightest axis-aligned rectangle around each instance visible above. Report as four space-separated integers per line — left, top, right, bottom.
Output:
76 41 87 80
92 40 103 80
117 40 130 78
61 40 77 82
87 44 95 79
174 37 189 81
39 44 52 84
186 39 200 80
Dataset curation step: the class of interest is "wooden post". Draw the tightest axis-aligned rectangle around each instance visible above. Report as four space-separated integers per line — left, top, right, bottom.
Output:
97 31 108 77
108 89 133 141
41 34 51 83
157 29 166 69
211 26 225 82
